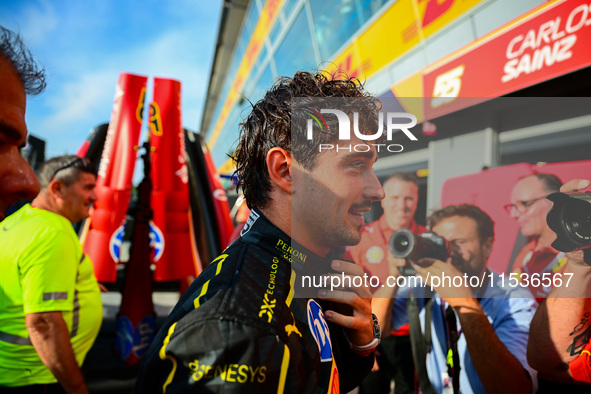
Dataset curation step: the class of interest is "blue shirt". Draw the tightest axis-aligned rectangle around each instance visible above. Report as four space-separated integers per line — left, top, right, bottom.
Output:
392 272 538 394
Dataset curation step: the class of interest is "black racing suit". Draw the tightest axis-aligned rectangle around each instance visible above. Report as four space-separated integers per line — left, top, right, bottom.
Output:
134 209 375 393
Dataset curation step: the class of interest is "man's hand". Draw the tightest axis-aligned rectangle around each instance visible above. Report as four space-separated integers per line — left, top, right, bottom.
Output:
561 179 591 193
387 253 406 278
319 259 375 348
527 178 591 383
369 253 403 337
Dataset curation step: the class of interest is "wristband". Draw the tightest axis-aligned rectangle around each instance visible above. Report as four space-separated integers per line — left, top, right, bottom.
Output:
351 337 381 352
345 313 381 353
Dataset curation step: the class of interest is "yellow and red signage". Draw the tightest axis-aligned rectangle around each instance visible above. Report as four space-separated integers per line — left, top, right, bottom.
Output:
393 0 591 120
210 0 486 170
326 0 485 80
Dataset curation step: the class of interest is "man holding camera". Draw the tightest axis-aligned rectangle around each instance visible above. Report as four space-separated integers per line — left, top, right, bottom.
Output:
528 179 591 386
346 172 426 393
507 174 567 298
373 204 537 393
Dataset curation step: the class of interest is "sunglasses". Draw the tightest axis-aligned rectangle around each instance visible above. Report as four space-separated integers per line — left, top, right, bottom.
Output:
50 157 92 181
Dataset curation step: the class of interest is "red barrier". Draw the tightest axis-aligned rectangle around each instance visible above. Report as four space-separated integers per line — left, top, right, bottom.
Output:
150 77 196 281
83 73 147 282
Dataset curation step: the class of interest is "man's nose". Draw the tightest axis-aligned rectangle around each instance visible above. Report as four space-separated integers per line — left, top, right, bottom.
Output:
1 150 40 202
509 205 521 219
366 172 385 202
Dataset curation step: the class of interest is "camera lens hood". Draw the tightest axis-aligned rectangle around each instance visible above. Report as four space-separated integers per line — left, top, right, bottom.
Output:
547 192 591 252
389 228 416 259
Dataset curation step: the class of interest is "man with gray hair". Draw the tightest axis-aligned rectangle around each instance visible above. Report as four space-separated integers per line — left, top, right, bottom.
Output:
0 155 102 393
0 25 46 221
506 173 567 298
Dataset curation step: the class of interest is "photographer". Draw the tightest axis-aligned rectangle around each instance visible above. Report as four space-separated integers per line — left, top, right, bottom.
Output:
346 172 426 394
506 174 567 299
373 204 537 393
527 179 591 385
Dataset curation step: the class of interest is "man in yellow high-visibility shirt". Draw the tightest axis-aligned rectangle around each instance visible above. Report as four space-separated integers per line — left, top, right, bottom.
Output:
0 155 102 393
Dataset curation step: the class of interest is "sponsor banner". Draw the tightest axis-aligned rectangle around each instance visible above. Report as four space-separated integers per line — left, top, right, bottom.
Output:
84 72 146 282
423 0 591 119
115 315 155 361
150 77 195 281
327 0 484 81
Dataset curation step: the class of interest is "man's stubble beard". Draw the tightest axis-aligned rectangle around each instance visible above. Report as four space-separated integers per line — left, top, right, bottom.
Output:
325 221 363 248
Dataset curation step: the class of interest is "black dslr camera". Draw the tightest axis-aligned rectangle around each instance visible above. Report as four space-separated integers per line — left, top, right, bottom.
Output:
388 229 453 276
546 191 591 261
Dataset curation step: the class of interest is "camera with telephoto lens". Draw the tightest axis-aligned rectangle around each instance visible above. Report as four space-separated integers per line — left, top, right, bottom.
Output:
388 228 453 276
546 192 591 262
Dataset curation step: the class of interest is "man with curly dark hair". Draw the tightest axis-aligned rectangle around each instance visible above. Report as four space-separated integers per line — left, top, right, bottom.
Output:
135 70 386 393
0 25 46 221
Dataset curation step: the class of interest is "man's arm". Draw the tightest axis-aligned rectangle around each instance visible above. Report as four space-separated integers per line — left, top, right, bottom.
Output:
527 252 591 382
370 253 405 336
414 260 532 393
527 178 591 383
371 286 396 336
452 298 533 393
26 311 88 394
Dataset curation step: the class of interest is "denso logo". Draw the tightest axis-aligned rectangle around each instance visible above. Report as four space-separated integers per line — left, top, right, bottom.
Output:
305 108 418 153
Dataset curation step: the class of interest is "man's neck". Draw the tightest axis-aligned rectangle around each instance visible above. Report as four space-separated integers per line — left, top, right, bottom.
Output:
259 205 330 257
31 194 66 221
533 228 557 251
384 216 413 232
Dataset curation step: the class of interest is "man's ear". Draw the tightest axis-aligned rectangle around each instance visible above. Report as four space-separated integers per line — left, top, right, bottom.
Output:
266 147 291 194
48 179 64 200
482 237 493 259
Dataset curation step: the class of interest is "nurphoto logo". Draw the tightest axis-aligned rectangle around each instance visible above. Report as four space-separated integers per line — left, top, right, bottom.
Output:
298 98 419 153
